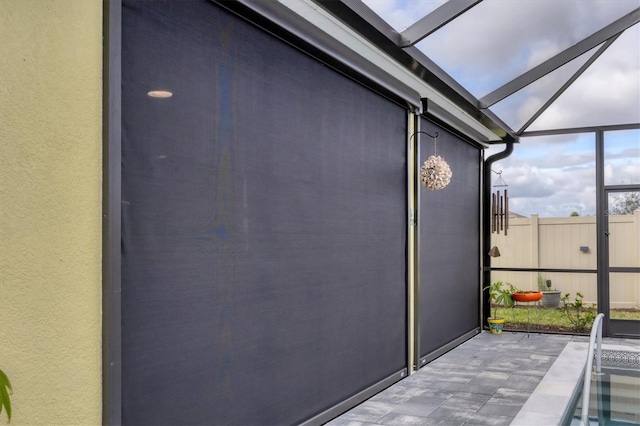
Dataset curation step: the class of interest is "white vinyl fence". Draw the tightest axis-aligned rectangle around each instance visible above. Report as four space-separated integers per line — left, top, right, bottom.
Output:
490 210 640 309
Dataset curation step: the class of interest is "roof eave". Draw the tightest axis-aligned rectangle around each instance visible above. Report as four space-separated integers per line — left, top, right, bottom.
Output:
313 0 517 143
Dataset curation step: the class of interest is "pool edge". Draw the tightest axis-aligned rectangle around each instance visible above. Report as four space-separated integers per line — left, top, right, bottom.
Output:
510 342 640 425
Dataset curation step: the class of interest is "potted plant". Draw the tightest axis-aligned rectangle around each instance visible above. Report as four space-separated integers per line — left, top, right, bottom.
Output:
538 273 561 308
484 281 516 334
511 289 543 302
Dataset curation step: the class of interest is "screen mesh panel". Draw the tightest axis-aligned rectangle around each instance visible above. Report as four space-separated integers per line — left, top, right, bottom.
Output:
121 1 407 424
418 119 481 358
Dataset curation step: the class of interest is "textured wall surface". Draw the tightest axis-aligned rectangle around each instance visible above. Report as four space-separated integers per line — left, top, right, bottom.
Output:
0 1 102 424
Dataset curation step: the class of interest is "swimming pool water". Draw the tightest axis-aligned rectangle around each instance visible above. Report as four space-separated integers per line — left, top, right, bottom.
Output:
567 351 640 425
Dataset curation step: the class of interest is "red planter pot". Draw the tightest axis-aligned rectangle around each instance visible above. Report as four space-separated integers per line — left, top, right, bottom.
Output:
512 291 543 302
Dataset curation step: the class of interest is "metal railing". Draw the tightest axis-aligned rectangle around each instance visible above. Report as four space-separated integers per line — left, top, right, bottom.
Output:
580 313 605 425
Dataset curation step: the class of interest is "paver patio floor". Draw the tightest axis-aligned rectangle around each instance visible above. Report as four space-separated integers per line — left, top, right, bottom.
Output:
326 331 637 426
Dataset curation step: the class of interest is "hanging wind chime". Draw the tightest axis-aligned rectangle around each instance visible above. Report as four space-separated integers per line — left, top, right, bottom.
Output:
419 132 452 190
491 170 509 235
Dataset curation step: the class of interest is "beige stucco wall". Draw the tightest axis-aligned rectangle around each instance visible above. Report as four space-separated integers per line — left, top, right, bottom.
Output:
0 0 102 424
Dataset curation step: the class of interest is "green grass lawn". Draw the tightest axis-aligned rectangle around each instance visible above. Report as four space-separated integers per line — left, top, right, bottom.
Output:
610 310 640 320
491 304 640 333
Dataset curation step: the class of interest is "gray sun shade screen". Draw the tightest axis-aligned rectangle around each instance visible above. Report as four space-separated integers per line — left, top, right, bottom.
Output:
418 118 481 360
120 1 407 424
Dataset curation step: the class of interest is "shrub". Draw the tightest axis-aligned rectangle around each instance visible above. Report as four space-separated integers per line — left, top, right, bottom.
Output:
561 292 597 332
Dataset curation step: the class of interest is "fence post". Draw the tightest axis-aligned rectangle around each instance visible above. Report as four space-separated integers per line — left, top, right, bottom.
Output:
635 209 640 309
531 214 539 289
635 209 640 268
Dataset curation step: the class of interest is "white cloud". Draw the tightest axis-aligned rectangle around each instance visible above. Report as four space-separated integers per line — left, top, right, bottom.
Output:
365 0 639 130
488 134 599 216
421 0 637 88
488 131 639 217
531 45 640 130
488 13 640 131
365 0 639 216
605 160 640 185
361 0 445 31
415 1 597 93
501 162 598 217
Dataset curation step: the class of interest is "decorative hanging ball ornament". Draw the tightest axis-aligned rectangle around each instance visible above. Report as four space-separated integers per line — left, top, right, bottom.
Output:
420 155 452 190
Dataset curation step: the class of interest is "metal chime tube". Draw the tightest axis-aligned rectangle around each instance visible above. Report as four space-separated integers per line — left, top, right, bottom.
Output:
491 193 496 233
499 191 503 232
504 189 509 236
491 189 510 235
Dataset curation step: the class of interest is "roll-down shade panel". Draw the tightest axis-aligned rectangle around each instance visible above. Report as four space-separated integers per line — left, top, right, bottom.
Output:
121 1 408 424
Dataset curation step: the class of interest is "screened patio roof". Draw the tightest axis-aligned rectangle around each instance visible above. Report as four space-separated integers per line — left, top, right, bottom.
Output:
236 0 640 144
